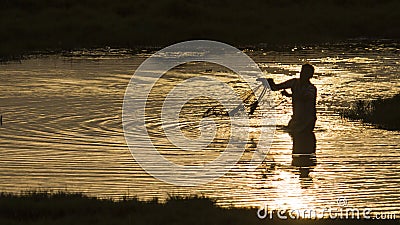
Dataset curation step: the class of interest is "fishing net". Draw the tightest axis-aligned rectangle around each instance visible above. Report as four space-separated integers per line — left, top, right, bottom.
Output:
203 84 269 117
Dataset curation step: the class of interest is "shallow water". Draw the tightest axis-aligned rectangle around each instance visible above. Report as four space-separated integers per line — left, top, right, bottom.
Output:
0 42 399 215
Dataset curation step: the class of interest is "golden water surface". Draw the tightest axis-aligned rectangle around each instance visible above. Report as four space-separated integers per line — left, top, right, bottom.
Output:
0 42 399 215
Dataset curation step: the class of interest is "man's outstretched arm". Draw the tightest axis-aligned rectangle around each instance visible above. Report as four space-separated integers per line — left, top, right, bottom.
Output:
257 78 295 91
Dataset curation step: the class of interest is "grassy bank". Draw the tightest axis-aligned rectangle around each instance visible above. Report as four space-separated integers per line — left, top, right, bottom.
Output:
0 191 398 225
1 0 400 60
342 94 400 131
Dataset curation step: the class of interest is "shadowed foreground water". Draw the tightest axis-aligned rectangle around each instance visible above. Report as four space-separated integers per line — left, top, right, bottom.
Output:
0 42 399 215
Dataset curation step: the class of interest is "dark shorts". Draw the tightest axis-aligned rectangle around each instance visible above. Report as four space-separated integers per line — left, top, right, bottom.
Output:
288 118 316 133
292 131 316 155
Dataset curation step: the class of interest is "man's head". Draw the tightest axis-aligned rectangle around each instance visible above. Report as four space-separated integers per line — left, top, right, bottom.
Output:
300 64 314 82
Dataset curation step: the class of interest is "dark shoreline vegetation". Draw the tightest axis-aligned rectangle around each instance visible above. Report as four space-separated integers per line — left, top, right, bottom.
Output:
341 94 400 131
1 0 400 60
0 191 398 225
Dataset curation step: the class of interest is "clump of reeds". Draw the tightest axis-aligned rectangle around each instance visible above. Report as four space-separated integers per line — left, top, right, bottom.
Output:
342 93 400 130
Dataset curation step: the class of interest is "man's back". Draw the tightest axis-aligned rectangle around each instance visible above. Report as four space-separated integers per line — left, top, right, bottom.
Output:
289 78 317 132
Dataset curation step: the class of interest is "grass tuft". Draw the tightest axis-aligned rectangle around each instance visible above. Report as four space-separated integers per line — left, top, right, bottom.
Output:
341 93 400 131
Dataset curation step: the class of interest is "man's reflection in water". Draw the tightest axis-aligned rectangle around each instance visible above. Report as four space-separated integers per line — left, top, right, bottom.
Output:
291 131 317 179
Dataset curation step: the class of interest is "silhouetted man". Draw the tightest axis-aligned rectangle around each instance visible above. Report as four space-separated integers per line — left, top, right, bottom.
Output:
259 64 317 133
